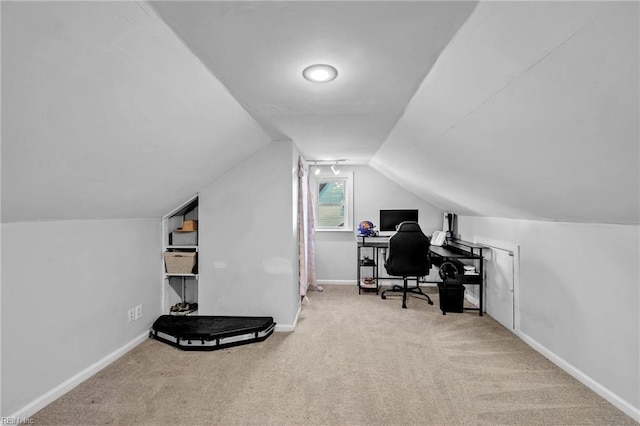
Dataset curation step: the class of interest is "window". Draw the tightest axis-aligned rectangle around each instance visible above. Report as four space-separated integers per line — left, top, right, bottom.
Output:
314 172 353 231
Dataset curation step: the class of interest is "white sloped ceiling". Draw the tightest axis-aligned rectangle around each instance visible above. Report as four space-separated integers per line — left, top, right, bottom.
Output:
1 1 271 222
3 1 637 225
149 1 477 163
372 1 639 225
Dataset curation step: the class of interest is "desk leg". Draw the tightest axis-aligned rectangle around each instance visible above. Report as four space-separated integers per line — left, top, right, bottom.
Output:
479 259 484 316
374 247 380 295
357 246 361 294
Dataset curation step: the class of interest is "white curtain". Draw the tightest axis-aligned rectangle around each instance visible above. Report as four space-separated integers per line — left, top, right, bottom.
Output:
298 157 322 298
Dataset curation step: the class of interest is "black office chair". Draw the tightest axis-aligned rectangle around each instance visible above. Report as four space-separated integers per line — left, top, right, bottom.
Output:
381 221 434 309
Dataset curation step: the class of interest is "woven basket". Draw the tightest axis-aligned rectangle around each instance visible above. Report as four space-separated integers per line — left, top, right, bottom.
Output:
164 251 197 274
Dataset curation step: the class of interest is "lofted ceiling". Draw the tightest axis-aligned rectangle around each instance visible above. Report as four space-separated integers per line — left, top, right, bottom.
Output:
1 1 271 222
1 1 638 225
149 1 478 163
371 1 639 224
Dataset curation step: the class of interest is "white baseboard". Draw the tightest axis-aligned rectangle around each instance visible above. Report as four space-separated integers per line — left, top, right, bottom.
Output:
275 304 302 332
316 279 356 285
9 331 149 421
315 279 442 288
274 304 301 332
519 331 640 423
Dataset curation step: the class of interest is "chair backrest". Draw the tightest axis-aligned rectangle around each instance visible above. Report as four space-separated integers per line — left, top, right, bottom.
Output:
384 221 431 277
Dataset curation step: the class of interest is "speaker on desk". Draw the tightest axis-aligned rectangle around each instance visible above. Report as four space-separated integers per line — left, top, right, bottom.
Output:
443 212 457 239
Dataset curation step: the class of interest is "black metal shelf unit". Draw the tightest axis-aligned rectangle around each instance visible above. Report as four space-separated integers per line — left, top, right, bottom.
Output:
356 236 387 294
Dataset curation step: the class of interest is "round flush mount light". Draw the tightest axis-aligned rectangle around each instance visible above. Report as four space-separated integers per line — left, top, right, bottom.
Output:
302 64 338 83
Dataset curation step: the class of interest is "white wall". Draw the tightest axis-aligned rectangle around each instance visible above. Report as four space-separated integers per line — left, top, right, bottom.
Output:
1 218 161 417
315 165 443 282
457 216 640 420
2 1 271 222
372 2 639 225
198 141 300 329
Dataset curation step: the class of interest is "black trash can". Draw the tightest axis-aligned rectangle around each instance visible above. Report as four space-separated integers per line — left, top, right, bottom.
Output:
437 282 465 314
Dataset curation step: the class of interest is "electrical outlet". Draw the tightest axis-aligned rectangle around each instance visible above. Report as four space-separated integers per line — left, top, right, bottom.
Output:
135 304 142 320
128 308 135 323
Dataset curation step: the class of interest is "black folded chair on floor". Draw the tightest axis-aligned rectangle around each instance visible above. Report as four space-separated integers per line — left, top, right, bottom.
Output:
381 221 434 309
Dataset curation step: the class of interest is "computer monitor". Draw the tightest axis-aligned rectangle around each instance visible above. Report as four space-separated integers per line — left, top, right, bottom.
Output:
379 209 419 232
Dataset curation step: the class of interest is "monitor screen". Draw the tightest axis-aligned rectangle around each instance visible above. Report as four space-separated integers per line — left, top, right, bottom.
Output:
379 209 419 232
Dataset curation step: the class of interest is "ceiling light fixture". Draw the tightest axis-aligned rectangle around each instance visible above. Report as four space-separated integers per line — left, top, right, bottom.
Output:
303 64 338 83
308 159 346 175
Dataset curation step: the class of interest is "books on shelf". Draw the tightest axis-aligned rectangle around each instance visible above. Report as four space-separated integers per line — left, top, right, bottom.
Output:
360 257 375 266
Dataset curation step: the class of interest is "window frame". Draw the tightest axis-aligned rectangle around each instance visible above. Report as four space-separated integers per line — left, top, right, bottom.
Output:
313 171 354 232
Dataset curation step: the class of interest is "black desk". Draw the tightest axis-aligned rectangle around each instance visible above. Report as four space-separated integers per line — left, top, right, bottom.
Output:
356 236 485 315
428 240 486 316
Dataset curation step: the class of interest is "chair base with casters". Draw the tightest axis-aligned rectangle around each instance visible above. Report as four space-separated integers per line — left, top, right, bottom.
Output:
381 277 434 309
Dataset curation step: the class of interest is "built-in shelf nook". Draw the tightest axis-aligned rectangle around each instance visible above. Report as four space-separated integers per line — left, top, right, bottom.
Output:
162 195 199 316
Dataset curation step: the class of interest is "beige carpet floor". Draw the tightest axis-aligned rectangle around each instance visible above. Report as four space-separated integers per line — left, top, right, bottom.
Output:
33 285 636 425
